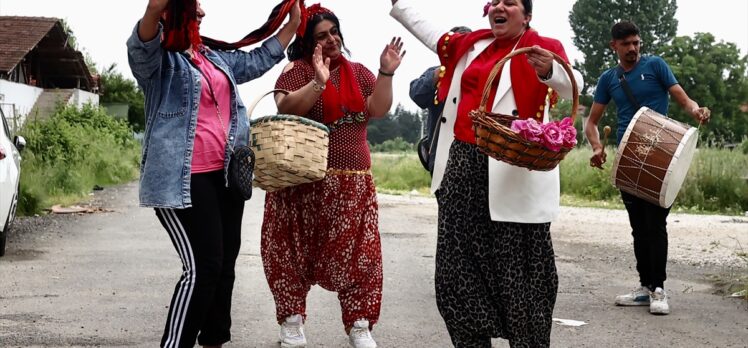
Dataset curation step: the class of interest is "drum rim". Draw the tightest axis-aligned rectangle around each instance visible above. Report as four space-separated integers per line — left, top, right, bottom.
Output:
610 106 651 185
660 126 698 207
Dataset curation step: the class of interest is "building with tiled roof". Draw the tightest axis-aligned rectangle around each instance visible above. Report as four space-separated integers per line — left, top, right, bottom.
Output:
0 16 99 130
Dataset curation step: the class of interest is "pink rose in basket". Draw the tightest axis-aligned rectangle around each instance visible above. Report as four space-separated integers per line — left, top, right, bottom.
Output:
510 118 543 143
558 117 578 148
541 121 564 152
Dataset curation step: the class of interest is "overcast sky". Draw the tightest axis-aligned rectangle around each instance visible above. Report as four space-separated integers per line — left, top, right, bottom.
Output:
1 0 747 117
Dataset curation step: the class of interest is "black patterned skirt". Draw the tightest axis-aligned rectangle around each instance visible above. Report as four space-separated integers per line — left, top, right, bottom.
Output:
434 140 558 348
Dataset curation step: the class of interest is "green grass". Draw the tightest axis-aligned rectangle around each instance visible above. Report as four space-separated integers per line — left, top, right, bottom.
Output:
371 153 431 195
372 145 748 215
560 145 748 215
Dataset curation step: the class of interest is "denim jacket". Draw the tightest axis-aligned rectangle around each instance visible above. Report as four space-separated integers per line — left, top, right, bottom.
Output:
127 22 285 208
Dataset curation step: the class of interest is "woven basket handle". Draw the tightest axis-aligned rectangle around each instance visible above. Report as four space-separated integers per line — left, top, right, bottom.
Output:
478 46 578 123
246 89 290 120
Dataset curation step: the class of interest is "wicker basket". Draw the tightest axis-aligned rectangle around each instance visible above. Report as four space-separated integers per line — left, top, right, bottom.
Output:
247 90 329 192
469 47 579 171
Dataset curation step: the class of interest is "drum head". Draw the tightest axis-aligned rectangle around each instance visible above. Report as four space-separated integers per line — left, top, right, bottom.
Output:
661 127 698 207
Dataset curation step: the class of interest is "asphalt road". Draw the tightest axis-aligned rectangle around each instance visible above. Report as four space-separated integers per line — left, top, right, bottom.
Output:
1 182 746 347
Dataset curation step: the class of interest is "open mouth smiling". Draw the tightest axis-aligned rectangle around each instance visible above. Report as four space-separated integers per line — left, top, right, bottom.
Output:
493 17 508 25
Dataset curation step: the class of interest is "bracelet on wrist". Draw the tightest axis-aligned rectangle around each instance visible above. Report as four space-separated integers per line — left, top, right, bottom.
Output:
312 79 326 92
378 69 394 77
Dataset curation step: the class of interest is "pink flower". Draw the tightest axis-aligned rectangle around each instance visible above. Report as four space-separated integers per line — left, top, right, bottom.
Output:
511 118 543 143
558 117 573 129
483 2 491 17
541 122 564 152
558 117 578 148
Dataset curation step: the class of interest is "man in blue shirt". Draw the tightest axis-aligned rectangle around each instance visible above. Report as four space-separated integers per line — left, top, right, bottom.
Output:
584 21 710 316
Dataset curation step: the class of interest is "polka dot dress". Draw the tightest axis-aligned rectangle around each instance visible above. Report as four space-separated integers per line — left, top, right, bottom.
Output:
261 59 383 329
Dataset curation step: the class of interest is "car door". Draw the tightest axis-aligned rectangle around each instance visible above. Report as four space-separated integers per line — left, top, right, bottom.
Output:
0 110 19 227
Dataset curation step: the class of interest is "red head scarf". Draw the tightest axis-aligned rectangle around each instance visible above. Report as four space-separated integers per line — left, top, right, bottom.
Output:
161 0 301 51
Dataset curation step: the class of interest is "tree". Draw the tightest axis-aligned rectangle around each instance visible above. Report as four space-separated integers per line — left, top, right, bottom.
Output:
366 104 424 145
660 33 748 144
99 64 146 131
569 0 678 95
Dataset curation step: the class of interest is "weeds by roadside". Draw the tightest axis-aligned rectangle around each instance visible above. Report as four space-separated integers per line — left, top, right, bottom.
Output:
17 104 141 215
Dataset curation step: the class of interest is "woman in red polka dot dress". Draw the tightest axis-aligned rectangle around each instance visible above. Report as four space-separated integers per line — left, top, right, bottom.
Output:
260 3 405 348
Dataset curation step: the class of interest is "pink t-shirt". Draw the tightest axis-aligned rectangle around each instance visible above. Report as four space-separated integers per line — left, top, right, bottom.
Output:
191 50 232 174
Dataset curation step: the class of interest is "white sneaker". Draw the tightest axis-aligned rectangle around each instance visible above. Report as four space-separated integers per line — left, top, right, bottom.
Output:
649 287 670 315
279 314 307 348
615 286 651 306
348 319 377 348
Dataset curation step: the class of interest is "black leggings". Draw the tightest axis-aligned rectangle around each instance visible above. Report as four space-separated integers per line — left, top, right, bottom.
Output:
621 191 670 290
155 171 245 348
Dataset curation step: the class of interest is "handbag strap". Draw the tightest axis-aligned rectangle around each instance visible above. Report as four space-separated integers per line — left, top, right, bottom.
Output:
617 66 641 110
427 109 443 154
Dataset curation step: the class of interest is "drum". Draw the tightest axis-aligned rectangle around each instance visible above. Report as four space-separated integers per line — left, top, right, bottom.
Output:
611 107 698 208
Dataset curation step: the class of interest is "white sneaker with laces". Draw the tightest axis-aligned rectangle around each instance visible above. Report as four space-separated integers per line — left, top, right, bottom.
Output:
615 286 651 306
649 287 670 315
348 319 377 348
279 314 307 348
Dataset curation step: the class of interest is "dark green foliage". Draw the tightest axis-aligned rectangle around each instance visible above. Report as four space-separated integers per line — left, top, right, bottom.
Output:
99 64 146 131
369 137 414 153
660 33 748 144
367 104 423 145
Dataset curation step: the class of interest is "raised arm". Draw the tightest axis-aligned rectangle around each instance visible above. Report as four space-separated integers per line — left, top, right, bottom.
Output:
367 37 406 118
138 0 168 42
389 0 444 52
274 0 301 50
275 44 330 116
127 0 169 84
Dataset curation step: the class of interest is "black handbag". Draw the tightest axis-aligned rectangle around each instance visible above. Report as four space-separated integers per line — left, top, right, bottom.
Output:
228 145 255 201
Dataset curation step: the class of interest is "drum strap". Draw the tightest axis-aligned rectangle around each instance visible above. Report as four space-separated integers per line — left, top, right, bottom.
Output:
617 67 641 110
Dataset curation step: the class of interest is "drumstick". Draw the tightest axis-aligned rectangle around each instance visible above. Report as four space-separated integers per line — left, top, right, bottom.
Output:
602 126 611 147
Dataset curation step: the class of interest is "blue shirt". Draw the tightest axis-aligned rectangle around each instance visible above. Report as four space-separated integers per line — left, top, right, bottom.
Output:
127 22 285 208
593 55 678 144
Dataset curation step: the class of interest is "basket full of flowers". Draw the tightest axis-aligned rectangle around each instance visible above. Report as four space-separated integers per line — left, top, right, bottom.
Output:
469 47 579 171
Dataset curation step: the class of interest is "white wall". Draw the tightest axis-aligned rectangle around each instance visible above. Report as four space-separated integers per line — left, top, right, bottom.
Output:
72 89 99 107
0 80 43 126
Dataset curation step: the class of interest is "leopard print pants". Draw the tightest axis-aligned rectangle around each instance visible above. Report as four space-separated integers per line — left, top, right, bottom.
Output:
435 141 558 348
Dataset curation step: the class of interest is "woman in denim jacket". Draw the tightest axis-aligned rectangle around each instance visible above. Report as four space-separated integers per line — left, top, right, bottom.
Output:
126 1 300 347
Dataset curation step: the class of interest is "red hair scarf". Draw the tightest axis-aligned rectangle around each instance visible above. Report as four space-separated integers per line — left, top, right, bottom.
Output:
161 0 302 51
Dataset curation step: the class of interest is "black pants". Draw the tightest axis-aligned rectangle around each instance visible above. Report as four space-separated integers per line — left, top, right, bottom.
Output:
155 171 245 348
621 191 670 290
436 141 557 348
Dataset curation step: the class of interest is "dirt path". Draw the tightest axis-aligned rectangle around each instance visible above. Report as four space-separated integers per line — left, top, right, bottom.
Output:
1 183 746 347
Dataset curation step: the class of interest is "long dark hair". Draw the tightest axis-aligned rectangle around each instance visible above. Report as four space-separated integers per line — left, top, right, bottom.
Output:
287 12 350 61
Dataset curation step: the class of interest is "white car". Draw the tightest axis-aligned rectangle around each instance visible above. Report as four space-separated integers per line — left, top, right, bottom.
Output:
0 108 25 257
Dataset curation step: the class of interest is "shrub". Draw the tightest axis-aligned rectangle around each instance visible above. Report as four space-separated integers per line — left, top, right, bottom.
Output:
17 104 141 215
370 137 414 153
